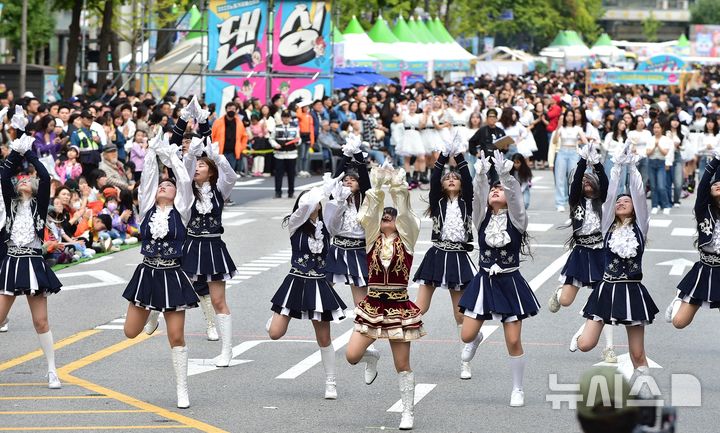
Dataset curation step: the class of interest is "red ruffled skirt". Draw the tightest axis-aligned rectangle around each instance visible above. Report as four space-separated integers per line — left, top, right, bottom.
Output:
354 287 426 341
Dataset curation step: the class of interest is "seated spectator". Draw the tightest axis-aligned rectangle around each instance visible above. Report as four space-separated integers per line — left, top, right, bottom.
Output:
90 213 119 253
317 119 344 157
98 144 129 190
55 145 83 182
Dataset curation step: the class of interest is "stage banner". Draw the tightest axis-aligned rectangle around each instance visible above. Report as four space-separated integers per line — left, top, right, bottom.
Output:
271 77 331 105
590 70 682 86
206 76 268 115
208 0 268 73
271 1 332 74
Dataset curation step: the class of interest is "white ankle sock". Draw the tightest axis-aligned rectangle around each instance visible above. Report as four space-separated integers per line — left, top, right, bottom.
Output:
320 344 336 380
602 326 614 348
509 354 525 391
37 331 56 373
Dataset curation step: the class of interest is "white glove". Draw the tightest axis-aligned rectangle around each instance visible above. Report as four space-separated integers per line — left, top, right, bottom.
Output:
369 166 387 190
333 181 352 201
628 153 641 167
390 167 407 187
443 131 463 157
148 133 164 150
474 150 492 175
341 140 361 157
612 142 633 166
0 106 8 123
10 134 33 154
204 137 221 161
491 149 513 175
179 100 193 121
322 171 342 197
10 105 27 130
188 136 204 156
194 97 210 124
300 186 325 207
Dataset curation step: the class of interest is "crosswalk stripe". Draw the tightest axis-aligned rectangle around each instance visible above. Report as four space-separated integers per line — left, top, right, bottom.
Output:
671 228 696 237
387 384 437 412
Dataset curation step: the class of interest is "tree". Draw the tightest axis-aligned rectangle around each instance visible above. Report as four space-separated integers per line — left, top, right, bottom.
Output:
0 0 55 62
643 12 661 42
53 0 83 98
691 0 720 24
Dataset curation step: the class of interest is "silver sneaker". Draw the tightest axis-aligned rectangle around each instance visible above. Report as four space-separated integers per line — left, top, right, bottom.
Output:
547 287 562 313
47 371 62 389
361 348 380 385
601 346 617 363
144 311 160 335
460 361 472 380
461 332 484 362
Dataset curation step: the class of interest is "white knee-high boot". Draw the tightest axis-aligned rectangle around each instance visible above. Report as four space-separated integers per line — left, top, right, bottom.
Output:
398 371 415 430
215 314 233 367
199 295 219 341
171 346 189 408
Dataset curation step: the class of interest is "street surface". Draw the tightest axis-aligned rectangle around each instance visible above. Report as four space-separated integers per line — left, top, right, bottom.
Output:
1 171 716 433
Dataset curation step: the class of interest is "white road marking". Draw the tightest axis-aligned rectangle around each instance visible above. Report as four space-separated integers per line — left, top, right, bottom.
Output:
58 270 127 291
527 223 553 232
387 384 437 412
235 270 262 275
188 339 316 376
649 219 672 228
671 228 696 237
78 256 113 265
657 258 695 276
533 244 697 254
95 324 125 330
276 328 354 379
223 212 247 220
595 353 662 380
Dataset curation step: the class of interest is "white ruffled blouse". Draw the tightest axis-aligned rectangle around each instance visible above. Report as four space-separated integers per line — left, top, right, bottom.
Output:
380 233 398 268
195 182 213 215
608 223 639 259
149 206 172 240
10 200 38 247
578 199 601 235
340 201 363 237
485 209 511 248
307 220 325 254
441 199 465 242
711 222 720 254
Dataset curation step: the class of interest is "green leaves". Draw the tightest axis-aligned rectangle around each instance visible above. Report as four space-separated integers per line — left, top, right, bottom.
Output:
0 0 55 58
691 0 720 25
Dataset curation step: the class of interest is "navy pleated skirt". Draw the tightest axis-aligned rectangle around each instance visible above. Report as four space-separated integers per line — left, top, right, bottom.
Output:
582 280 659 325
123 257 200 312
0 247 62 296
458 269 540 322
413 246 477 290
324 244 368 287
677 261 720 309
193 281 210 297
271 269 348 321
560 245 605 287
182 236 239 282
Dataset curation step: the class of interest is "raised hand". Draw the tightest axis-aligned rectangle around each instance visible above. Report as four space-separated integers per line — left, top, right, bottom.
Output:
10 134 33 154
491 149 513 175
390 167 407 187
322 171 342 197
194 97 210 124
0 106 8 123
369 166 387 190
475 150 492 175
341 140 361 157
333 180 352 201
10 105 27 130
188 136 204 156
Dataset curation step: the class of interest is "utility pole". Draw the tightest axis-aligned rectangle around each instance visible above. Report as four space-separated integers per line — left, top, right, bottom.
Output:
19 0 27 95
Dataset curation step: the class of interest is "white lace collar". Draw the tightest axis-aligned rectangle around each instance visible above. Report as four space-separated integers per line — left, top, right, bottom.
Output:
195 182 213 214
485 209 510 248
307 220 325 254
11 199 36 246
608 221 639 259
711 222 720 254
579 198 601 235
442 198 465 242
149 205 172 239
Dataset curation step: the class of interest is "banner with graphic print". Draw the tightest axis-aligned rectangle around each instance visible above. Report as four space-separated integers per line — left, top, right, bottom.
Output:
208 0 268 73
271 77 331 106
271 1 332 75
206 76 268 115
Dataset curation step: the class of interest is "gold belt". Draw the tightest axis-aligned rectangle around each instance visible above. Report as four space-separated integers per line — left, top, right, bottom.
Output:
367 287 409 301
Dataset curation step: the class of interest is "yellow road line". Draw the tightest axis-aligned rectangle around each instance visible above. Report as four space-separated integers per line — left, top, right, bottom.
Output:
0 330 99 372
0 425 192 431
0 409 146 415
0 396 108 401
57 334 229 433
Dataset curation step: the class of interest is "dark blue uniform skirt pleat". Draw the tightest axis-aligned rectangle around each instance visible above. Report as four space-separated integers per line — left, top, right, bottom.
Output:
458 270 540 322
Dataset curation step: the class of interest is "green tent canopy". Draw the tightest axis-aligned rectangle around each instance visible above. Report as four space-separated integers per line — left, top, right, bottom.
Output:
407 17 429 43
564 30 586 46
392 16 419 43
343 15 366 35
548 31 571 47
367 15 400 43
416 17 440 43
433 17 455 43
333 25 345 43
187 5 204 40
592 33 613 48
678 33 689 47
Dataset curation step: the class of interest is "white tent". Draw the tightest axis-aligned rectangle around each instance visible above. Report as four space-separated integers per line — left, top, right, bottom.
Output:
149 36 206 74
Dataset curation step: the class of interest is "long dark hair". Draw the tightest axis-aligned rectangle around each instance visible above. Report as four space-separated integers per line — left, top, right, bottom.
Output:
510 154 532 183
424 171 462 217
612 118 628 142
282 190 324 237
191 157 218 201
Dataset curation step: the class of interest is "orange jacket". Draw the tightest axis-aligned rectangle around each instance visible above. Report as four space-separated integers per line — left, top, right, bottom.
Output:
211 116 249 159
295 108 315 144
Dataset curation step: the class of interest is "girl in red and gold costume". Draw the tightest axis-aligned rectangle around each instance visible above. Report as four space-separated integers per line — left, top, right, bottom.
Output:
345 163 424 431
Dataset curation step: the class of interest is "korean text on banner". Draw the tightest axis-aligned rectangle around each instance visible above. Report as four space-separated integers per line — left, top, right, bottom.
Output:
208 0 268 73
271 1 332 74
